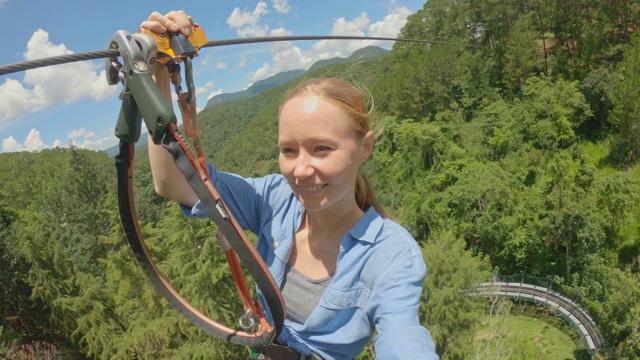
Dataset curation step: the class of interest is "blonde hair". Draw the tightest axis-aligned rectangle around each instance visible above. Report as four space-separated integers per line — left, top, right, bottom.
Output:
280 78 389 218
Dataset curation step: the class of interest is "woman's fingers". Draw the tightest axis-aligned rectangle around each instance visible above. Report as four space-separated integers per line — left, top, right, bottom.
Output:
140 10 194 36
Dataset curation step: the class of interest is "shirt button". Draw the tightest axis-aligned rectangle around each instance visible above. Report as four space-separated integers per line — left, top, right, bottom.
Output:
273 241 279 248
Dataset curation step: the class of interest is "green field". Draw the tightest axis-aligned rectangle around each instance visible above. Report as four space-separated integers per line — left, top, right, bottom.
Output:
475 313 580 360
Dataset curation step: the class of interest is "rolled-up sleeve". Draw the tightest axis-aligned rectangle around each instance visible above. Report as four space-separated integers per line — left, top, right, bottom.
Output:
179 163 286 234
371 252 438 359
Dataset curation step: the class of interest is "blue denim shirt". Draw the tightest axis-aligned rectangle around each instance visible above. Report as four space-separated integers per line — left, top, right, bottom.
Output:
182 163 438 360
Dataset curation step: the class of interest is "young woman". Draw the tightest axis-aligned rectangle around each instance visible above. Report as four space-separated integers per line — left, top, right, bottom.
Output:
143 10 438 360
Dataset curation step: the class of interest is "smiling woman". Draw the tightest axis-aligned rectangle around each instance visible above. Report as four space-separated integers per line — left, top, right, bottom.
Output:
145 9 438 359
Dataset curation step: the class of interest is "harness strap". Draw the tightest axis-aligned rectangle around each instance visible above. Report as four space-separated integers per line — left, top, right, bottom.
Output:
115 132 285 346
174 60 267 329
110 29 285 347
162 124 286 341
249 344 323 360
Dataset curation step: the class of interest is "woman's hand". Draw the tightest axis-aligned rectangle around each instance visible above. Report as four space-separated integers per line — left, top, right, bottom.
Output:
142 10 201 208
140 10 195 37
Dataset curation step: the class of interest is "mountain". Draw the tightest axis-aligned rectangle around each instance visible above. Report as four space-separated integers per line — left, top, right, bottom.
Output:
204 69 306 108
204 45 388 109
308 45 389 71
103 132 148 157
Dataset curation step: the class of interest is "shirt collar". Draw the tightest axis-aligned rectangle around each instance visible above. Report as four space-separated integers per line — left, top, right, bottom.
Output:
295 202 383 244
347 207 383 244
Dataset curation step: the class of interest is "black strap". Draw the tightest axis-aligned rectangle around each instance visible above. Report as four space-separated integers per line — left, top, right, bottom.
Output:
251 344 319 360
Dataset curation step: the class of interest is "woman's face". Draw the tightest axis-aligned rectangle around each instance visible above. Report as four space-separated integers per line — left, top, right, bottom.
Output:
278 95 373 214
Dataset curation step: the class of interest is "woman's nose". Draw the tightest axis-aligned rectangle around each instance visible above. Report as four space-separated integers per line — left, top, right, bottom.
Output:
293 153 314 178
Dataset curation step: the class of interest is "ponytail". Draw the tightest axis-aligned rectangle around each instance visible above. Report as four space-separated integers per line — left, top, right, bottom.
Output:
356 168 389 219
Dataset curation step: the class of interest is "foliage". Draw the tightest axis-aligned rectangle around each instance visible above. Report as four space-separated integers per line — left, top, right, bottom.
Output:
610 30 640 168
420 232 490 358
598 269 640 359
1 0 640 358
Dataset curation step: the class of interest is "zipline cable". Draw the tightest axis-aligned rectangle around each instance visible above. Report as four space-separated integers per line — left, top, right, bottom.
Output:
0 35 483 76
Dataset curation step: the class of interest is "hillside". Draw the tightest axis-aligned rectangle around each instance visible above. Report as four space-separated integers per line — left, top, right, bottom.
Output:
204 69 305 108
2 1 640 359
203 45 388 109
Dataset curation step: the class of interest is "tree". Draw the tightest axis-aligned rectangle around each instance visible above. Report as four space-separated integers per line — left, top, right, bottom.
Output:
420 231 489 359
540 152 607 283
599 269 640 359
502 14 546 92
598 172 638 237
0 206 56 344
578 68 615 140
520 77 592 151
610 31 640 168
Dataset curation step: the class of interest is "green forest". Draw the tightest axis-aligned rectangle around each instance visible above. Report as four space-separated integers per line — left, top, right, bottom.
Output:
2 0 640 358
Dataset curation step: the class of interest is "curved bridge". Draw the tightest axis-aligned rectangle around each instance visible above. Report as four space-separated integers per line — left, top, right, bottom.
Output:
469 281 604 355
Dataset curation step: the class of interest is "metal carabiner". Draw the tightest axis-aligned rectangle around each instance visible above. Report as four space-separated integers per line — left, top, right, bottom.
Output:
239 308 261 334
164 32 197 104
106 30 176 144
183 56 196 103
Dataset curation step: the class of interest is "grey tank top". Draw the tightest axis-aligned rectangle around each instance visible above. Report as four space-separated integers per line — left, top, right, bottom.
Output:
281 263 333 324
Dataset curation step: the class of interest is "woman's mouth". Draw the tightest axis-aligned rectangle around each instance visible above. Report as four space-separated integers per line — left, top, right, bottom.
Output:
298 184 326 194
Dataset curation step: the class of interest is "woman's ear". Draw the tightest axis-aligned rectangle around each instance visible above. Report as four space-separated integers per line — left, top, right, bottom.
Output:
361 130 375 161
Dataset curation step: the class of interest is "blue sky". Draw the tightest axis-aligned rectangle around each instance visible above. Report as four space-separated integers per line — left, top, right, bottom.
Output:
0 0 424 153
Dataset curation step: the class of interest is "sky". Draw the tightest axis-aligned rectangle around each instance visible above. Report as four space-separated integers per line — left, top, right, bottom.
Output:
0 0 425 153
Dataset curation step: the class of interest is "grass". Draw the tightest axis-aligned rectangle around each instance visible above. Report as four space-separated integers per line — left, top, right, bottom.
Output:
475 303 581 360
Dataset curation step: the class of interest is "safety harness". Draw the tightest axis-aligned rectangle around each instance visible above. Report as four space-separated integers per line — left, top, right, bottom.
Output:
106 29 286 347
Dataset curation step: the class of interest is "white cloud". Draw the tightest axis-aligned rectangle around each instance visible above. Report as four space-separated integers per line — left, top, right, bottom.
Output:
66 128 117 151
332 12 370 36
2 129 48 152
68 128 95 141
24 129 48 151
0 29 117 124
369 6 413 38
207 88 223 101
248 42 309 83
2 136 22 153
269 27 292 37
271 0 291 14
69 135 117 151
227 1 270 37
1 127 117 153
243 4 414 84
248 62 272 83
215 61 227 70
0 78 40 120
308 12 374 58
196 81 215 96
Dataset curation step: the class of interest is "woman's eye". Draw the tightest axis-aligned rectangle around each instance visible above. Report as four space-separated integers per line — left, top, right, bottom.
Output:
315 145 332 153
280 147 295 155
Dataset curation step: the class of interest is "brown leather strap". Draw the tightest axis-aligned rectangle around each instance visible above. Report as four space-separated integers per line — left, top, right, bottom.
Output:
115 139 284 346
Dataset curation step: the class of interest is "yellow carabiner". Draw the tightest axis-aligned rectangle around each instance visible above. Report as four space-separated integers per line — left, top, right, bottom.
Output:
142 24 208 60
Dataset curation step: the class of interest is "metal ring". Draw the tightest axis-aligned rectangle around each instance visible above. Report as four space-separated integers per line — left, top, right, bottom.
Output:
239 310 259 333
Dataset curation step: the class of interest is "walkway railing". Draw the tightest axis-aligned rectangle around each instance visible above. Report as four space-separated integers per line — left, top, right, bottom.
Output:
468 279 604 355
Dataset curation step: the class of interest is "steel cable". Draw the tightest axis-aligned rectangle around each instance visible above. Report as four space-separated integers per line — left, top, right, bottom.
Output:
0 35 481 76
